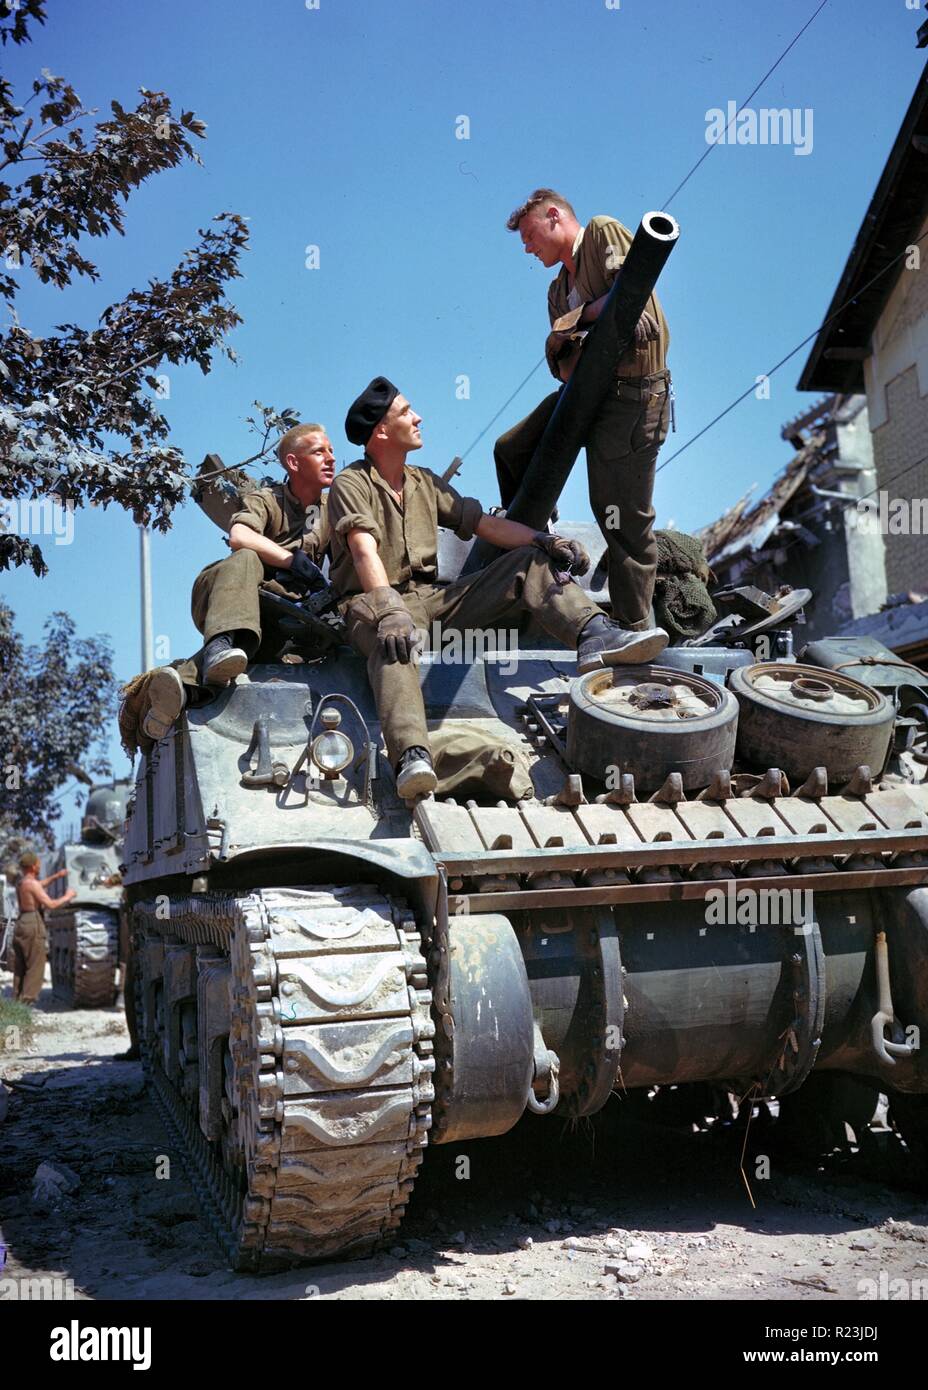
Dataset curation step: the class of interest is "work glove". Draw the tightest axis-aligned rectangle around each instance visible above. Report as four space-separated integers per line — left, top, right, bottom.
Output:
545 327 584 383
634 309 660 347
285 548 327 593
533 532 591 577
349 586 422 664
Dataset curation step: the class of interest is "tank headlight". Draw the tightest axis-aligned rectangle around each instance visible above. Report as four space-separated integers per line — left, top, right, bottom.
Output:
310 708 354 778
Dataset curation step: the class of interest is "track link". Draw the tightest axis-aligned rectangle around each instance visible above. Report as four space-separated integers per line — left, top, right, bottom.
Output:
48 907 120 1008
135 885 435 1269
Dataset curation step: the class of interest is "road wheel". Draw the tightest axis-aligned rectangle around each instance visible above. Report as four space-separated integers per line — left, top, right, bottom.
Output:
729 662 894 785
566 664 739 792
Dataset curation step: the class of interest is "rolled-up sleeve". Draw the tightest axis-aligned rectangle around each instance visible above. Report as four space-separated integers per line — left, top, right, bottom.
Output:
430 472 483 542
327 473 383 547
229 490 274 535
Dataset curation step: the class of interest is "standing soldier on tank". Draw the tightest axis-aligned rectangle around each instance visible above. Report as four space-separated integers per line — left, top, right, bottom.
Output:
495 189 672 634
328 377 668 799
120 422 335 747
12 853 76 1006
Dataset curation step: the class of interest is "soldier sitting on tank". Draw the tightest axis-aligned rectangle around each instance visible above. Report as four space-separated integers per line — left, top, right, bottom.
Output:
327 376 669 799
120 423 334 749
12 852 76 1006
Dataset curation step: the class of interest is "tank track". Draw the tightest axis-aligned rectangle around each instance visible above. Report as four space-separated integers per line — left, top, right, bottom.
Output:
134 886 435 1270
48 907 120 1009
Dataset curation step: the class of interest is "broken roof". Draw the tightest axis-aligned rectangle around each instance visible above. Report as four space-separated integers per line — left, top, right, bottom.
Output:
697 395 868 568
696 435 820 569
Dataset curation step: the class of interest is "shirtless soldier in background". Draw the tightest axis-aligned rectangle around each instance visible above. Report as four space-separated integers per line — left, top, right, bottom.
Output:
12 852 76 1005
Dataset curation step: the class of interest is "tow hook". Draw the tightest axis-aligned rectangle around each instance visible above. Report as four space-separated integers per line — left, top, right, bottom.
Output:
241 714 289 788
526 1022 560 1115
871 931 917 1066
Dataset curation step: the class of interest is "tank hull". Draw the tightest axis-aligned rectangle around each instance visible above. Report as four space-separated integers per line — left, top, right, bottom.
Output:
122 653 928 1266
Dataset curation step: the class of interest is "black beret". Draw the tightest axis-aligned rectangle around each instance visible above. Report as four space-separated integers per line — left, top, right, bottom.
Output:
344 376 399 447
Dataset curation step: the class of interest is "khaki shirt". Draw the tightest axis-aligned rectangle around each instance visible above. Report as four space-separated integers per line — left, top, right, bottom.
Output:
327 457 483 598
229 483 330 571
547 215 670 379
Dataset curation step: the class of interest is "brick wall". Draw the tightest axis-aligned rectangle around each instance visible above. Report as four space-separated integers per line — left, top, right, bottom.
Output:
870 240 928 594
872 365 928 594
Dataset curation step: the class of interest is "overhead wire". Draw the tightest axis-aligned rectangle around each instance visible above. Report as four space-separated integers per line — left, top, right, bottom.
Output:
662 0 831 208
656 227 928 476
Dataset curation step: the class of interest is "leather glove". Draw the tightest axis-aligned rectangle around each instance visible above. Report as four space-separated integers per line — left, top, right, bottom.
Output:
349 586 421 664
545 328 584 382
533 532 591 577
286 548 327 593
634 309 659 347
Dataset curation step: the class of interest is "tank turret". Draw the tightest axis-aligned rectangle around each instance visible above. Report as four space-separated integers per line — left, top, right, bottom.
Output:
81 780 131 844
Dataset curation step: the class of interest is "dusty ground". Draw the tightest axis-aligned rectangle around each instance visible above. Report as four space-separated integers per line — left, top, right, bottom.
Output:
2 972 927 1304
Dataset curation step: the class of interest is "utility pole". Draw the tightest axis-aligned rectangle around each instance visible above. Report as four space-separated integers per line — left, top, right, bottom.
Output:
139 526 154 670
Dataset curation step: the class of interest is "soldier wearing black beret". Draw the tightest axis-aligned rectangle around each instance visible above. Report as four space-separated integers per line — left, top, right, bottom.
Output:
328 376 668 800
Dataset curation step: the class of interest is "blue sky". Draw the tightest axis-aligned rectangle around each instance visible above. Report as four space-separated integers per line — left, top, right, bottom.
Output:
3 0 926 834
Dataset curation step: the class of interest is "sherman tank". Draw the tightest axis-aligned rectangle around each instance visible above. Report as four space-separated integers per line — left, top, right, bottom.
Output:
121 212 928 1270
47 776 131 1008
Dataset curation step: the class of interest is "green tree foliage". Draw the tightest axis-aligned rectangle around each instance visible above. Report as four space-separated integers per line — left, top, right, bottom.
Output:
0 599 116 860
0 0 249 575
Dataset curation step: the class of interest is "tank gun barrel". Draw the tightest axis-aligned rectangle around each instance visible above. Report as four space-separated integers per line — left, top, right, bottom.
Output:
464 209 680 572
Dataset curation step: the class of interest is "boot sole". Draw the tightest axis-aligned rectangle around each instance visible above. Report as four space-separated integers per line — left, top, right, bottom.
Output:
396 766 438 800
577 632 668 674
203 648 248 685
141 668 186 739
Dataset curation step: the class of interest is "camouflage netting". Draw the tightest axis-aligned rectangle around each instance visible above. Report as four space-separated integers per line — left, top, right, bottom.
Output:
118 670 162 759
653 530 717 643
118 664 213 758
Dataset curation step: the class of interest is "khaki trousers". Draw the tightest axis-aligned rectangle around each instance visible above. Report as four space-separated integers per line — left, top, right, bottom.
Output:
190 548 265 646
172 549 272 688
344 545 600 765
493 377 671 628
13 910 47 1004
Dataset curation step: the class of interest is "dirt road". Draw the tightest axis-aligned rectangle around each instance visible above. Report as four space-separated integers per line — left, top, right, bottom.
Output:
2 982 926 1303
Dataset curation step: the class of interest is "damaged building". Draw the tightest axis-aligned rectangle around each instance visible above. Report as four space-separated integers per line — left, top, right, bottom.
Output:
700 58 928 666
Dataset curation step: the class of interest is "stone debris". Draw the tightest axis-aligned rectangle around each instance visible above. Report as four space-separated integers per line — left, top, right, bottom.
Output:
624 1240 654 1262
882 1220 928 1244
605 1259 644 1283
31 1161 80 1208
786 1274 838 1294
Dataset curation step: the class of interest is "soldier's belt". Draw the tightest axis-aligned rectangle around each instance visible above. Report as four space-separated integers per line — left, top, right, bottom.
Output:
615 368 671 400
